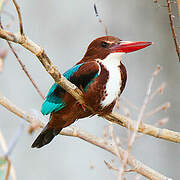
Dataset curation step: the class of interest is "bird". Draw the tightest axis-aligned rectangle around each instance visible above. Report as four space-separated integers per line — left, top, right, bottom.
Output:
31 36 152 148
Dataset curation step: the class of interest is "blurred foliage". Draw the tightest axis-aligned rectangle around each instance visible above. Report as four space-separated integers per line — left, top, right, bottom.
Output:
0 156 6 179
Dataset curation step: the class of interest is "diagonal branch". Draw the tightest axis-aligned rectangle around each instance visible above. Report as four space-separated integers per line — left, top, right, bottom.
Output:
166 0 180 62
7 41 45 99
0 28 180 143
0 91 172 180
0 21 45 99
0 9 44 99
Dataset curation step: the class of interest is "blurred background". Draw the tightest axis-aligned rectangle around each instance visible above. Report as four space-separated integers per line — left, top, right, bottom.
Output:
0 0 180 179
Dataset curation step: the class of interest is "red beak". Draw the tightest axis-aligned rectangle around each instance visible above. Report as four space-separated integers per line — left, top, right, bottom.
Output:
111 41 152 53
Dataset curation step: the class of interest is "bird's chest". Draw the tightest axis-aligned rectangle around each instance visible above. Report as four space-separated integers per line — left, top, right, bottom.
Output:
100 62 121 107
83 54 123 113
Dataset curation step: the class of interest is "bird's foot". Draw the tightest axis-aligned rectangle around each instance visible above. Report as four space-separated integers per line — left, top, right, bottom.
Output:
76 102 87 112
80 104 86 112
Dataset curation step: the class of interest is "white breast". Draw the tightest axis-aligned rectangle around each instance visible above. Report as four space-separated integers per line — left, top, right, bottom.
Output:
100 53 123 107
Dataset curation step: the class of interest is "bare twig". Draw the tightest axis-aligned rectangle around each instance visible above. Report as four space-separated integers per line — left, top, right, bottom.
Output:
104 160 119 171
0 92 172 180
0 20 45 99
93 3 108 35
7 41 45 99
11 0 23 34
109 123 122 162
143 102 170 119
155 118 169 126
121 104 131 117
5 158 11 180
167 0 180 62
149 83 166 102
121 97 139 111
119 66 162 179
4 120 24 158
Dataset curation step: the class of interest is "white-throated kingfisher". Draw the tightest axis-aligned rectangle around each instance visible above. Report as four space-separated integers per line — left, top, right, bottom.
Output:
32 36 152 148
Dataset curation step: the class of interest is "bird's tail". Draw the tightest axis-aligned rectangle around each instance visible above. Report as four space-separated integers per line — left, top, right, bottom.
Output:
31 123 62 148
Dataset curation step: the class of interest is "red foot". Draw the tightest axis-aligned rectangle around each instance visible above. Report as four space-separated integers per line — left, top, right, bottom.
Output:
81 104 86 112
76 102 87 112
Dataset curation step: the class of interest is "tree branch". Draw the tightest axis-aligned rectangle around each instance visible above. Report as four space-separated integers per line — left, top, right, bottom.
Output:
0 91 172 180
166 0 180 62
12 0 23 35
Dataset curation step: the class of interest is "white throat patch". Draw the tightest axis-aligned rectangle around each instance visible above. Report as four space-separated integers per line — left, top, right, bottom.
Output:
100 53 123 107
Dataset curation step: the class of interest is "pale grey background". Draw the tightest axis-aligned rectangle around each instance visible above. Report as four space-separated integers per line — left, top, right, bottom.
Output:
0 0 180 179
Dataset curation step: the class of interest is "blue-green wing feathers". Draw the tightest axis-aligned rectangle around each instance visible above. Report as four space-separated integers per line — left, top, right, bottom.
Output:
41 83 65 115
41 63 84 115
41 62 100 115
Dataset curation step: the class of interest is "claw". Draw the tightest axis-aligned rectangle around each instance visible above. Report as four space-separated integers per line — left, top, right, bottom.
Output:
81 104 86 112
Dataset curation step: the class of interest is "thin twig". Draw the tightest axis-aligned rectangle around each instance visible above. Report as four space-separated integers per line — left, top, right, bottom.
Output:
5 158 11 180
11 0 23 34
143 102 170 119
120 104 131 117
4 120 24 158
0 21 45 99
155 118 169 126
121 97 139 111
7 41 45 99
93 3 108 35
119 66 161 179
167 0 180 62
109 123 122 162
104 160 119 171
149 83 166 102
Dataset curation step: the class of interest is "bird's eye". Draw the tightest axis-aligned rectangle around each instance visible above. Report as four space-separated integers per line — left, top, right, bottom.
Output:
101 41 109 48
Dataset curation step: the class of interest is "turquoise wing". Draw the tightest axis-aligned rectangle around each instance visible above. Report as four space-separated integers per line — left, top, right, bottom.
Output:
41 63 84 115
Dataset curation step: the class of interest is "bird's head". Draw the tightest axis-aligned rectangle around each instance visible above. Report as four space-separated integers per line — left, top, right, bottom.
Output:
82 36 152 61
